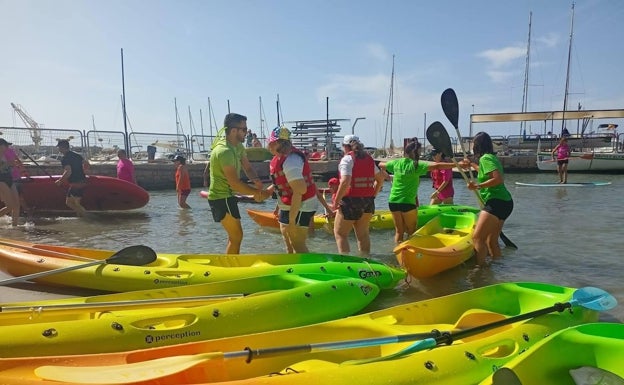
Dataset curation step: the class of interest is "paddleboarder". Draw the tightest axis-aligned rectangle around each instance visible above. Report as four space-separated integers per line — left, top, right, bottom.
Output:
552 137 570 184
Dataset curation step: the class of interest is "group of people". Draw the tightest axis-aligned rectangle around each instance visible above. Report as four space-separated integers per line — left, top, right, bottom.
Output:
206 112 513 267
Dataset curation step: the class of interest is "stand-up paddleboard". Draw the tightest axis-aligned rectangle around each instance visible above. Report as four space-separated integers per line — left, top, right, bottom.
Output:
18 175 149 214
515 181 611 187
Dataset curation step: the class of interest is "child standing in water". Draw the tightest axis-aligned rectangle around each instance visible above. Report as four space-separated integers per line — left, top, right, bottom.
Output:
552 137 570 184
429 149 455 204
173 155 191 208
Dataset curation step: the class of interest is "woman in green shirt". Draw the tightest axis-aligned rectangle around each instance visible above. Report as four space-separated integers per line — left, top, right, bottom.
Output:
459 132 513 266
379 138 456 244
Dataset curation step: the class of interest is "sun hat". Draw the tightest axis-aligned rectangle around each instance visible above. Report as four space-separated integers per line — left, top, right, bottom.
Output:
268 126 291 143
342 135 359 145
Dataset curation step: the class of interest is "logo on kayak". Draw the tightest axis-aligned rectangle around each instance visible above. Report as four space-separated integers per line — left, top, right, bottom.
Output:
360 284 375 296
145 330 201 344
358 269 382 279
153 279 189 285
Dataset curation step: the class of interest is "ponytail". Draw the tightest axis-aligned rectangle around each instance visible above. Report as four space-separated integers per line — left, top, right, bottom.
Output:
404 138 421 162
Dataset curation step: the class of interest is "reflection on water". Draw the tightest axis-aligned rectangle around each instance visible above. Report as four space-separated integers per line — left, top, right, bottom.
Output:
2 174 623 321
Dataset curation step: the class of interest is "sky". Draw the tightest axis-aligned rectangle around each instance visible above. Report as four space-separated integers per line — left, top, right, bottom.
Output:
1 0 623 149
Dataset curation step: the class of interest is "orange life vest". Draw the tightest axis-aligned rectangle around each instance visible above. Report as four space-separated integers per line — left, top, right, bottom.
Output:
344 152 376 197
270 149 317 205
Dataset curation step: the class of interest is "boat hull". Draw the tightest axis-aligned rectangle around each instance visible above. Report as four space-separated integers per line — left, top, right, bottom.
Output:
537 152 624 172
0 282 599 384
0 275 379 357
394 212 476 278
0 238 406 291
479 323 624 385
17 175 149 213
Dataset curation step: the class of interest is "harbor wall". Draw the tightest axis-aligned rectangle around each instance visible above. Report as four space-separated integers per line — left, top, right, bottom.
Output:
23 155 538 190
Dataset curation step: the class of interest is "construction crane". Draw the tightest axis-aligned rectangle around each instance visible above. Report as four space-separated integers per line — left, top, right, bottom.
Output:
10 102 43 150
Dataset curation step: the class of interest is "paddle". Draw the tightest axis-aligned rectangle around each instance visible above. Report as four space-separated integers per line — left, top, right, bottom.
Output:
19 148 54 179
34 286 616 384
0 245 157 286
0 238 100 262
426 120 518 249
344 286 617 364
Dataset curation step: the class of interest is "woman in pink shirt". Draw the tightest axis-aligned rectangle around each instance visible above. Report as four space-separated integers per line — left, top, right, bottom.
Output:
116 149 136 184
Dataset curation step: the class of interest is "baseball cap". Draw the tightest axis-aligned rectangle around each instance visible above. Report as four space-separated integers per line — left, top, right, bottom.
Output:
342 135 359 145
268 126 291 143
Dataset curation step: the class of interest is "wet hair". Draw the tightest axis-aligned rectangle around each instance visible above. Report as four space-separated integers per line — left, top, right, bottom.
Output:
404 138 422 162
472 132 495 157
223 113 247 134
344 138 367 159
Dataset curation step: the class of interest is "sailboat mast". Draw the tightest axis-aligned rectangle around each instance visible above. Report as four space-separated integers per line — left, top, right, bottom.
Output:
520 11 532 135
389 55 395 151
561 2 575 133
120 48 129 154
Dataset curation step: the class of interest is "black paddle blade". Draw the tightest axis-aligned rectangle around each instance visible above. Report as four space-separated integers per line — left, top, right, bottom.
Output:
426 121 454 158
441 88 460 129
106 245 157 266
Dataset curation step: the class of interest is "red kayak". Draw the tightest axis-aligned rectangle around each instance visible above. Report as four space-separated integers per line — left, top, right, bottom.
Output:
17 175 149 214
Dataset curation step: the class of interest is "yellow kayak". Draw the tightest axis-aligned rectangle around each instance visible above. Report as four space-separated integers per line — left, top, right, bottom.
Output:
394 211 477 278
0 274 379 357
0 238 406 292
0 282 602 384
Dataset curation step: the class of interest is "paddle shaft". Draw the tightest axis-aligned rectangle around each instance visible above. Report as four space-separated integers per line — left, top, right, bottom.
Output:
0 259 106 286
19 149 54 179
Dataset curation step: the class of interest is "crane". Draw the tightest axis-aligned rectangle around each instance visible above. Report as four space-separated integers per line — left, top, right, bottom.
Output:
10 103 43 150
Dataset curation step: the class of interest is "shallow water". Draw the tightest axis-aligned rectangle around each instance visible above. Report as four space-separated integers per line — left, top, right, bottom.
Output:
1 173 623 322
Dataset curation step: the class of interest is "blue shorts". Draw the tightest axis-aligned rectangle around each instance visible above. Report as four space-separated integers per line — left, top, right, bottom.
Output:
208 196 241 222
483 198 514 221
278 210 316 226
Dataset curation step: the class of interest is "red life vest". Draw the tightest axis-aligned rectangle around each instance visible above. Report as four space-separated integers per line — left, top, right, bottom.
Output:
270 149 317 205
344 152 376 197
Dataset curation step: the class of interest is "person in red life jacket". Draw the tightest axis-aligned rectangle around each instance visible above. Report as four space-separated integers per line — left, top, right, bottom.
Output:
331 135 385 256
267 126 319 253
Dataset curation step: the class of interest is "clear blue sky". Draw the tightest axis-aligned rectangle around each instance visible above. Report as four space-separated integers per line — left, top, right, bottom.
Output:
2 0 623 148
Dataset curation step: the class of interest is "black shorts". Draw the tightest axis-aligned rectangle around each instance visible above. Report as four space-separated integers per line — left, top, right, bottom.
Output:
388 202 417 213
483 198 514 221
67 186 85 198
339 197 375 221
278 210 316 226
557 159 569 165
208 196 241 222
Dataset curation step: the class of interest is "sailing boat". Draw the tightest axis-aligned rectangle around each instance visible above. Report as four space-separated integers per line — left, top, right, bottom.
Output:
536 3 624 172
383 55 397 156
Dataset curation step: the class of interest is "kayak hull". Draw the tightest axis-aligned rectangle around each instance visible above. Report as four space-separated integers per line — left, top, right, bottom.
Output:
0 282 599 384
0 275 379 357
394 212 477 278
0 238 406 291
479 323 624 385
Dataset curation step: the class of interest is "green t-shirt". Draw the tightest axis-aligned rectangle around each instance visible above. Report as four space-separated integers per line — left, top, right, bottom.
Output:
385 158 430 204
477 153 512 202
208 142 246 200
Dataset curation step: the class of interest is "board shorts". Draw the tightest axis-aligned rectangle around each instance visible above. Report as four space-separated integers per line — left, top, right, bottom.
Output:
339 196 375 221
278 210 316 227
388 202 417 213
557 159 569 165
208 196 241 222
483 198 514 221
0 173 13 188
67 183 86 198
179 189 191 197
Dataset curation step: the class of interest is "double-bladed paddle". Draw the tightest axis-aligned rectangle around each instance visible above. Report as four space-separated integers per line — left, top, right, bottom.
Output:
427 119 518 249
34 286 616 384
0 245 157 286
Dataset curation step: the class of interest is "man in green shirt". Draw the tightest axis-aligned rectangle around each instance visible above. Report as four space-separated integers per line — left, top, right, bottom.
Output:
206 113 270 254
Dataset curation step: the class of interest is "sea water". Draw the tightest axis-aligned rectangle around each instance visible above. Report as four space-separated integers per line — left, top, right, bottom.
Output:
1 173 623 322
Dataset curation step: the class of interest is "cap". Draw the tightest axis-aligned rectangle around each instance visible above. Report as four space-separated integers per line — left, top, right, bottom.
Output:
268 126 291 143
0 138 12 146
172 155 186 163
328 177 339 186
56 139 70 148
342 134 359 145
